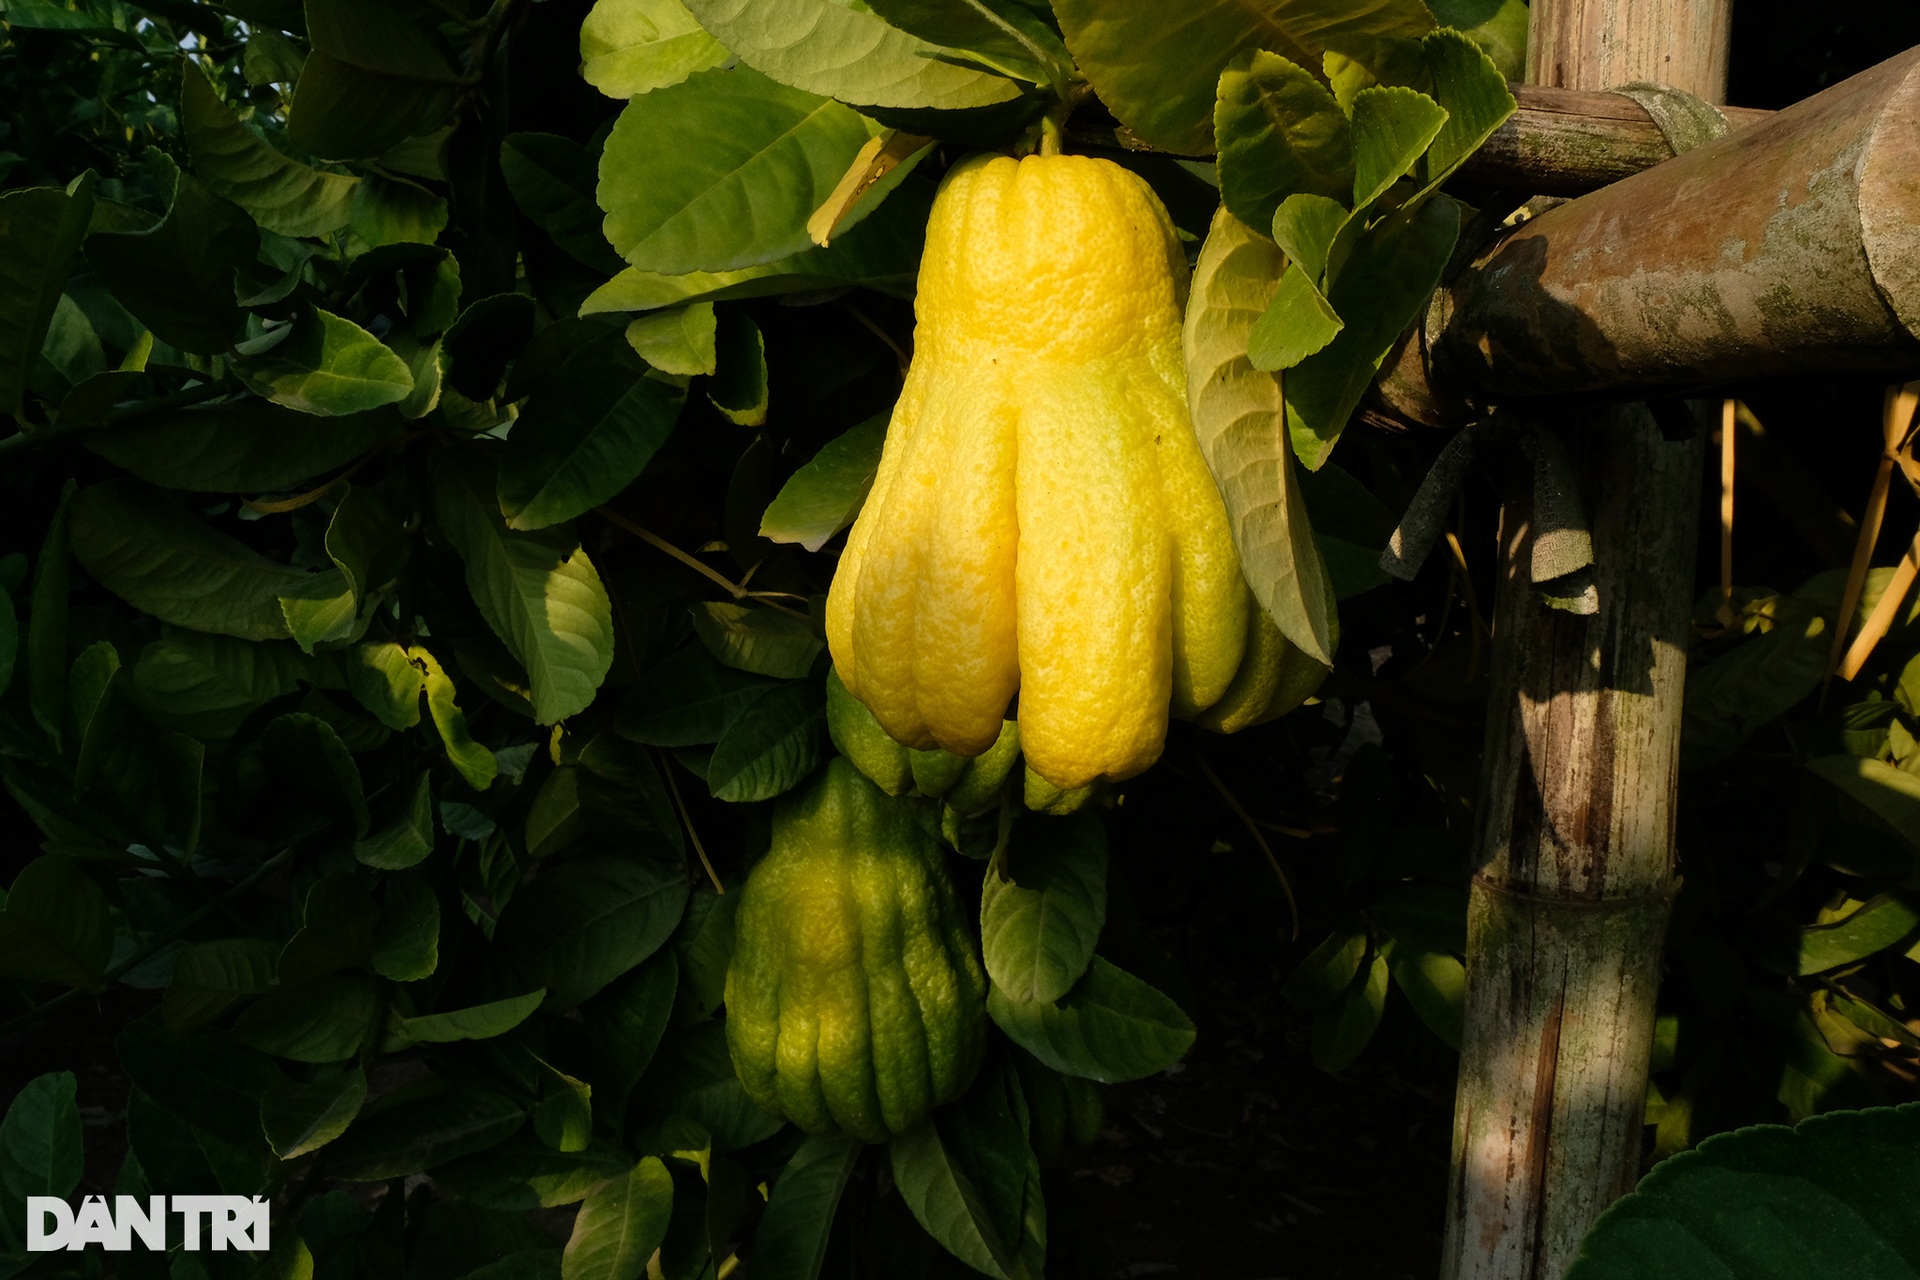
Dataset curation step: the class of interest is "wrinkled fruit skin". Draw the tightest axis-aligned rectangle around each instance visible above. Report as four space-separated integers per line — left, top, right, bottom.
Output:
828 153 1313 791
724 758 988 1142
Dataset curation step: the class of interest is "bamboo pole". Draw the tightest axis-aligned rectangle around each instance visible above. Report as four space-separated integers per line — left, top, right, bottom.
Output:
1439 4 1726 1278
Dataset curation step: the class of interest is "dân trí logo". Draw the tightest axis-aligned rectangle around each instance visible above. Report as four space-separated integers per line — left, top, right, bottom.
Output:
27 1196 271 1252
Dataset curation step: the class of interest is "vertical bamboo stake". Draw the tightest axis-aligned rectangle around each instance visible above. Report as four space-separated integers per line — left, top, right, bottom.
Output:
1440 5 1729 1278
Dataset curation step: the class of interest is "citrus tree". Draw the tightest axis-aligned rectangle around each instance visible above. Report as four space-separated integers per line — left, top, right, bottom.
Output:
3 0 1920 1278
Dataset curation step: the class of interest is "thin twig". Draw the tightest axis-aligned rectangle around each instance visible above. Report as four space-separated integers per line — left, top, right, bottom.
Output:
842 302 909 380
1195 752 1299 941
0 846 298 1040
659 751 724 895
1826 382 1920 691
596 506 813 621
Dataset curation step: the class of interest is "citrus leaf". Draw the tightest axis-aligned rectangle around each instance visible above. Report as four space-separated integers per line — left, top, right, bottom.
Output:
372 872 440 982
287 0 462 160
750 1133 861 1280
232 309 415 416
760 412 886 552
562 1158 674 1280
261 1065 367 1160
0 857 111 989
499 337 684 531
980 815 1107 1005
85 400 402 493
231 974 382 1063
706 680 826 803
1349 85 1449 209
410 645 499 789
0 1072 83 1211
986 957 1194 1083
181 60 356 237
863 0 1070 87
1381 937 1464 1049
678 0 1022 110
126 631 309 739
357 772 436 869
326 1088 526 1180
618 646 777 748
691 602 822 679
0 178 94 415
1311 946 1388 1071
1246 264 1345 371
86 173 257 355
1051 0 1433 154
624 303 717 377
496 852 690 1009
431 452 615 724
397 990 548 1044
579 0 731 99
162 938 279 1033
599 65 882 276
500 133 625 274
1182 206 1338 664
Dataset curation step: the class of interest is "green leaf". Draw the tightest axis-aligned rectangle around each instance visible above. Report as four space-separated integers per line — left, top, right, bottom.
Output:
707 680 826 803
67 639 122 797
760 412 886 552
1792 893 1920 976
86 172 258 355
599 65 882 276
1566 1103 1920 1280
980 814 1107 1004
678 0 1022 110
1051 0 1433 154
70 478 304 640
1282 192 1460 468
27 480 75 747
232 974 382 1063
127 631 309 739
435 1137 633 1211
411 645 499 789
126 1087 269 1198
1270 191 1349 277
579 953 679 1123
372 871 440 981
0 856 111 989
397 990 548 1044
1381 937 1463 1049
326 1087 526 1180
1182 207 1338 664
181 61 356 238
244 29 307 86
1414 28 1517 195
579 0 732 99
288 0 462 160
619 646 774 747
631 1020 784 1153
1214 50 1352 233
233 309 415 416
496 851 691 1009
0 1072 82 1215
346 640 426 731
357 772 436 869
1280 928 1366 1010
163 938 280 1033
750 1133 861 1280
1432 0 1527 80
1311 946 1388 1071
888 1087 1039 1280
0 590 16 703
1806 755 1920 851
579 180 932 311
1349 85 1449 209
349 173 448 248
87 400 403 493
499 336 685 530
1684 607 1829 768
0 178 95 415
624 303 717 377
1246 264 1345 371
692 601 823 679
986 957 1194 1083
707 307 769 426
533 1059 594 1154
279 569 357 654
562 1158 674 1280
863 0 1071 87
500 133 626 273
261 1065 368 1159
115 1021 286 1149
262 714 371 841
431 452 616 724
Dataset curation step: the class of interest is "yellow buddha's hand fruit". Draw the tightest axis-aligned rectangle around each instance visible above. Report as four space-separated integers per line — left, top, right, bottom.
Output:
828 153 1306 790
724 758 987 1142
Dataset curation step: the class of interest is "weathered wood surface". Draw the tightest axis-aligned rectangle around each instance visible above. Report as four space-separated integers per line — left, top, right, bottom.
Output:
1438 3 1721 1278
1463 85 1766 195
1434 46 1920 401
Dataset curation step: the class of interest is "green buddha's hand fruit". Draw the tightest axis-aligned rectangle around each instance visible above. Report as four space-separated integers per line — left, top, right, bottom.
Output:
827 152 1320 793
724 758 988 1142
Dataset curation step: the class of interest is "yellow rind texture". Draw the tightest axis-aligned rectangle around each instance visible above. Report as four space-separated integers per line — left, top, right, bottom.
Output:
827 152 1276 791
724 759 987 1142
